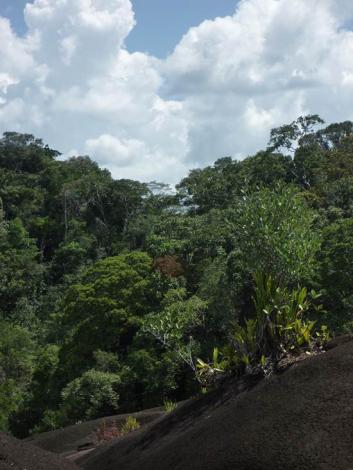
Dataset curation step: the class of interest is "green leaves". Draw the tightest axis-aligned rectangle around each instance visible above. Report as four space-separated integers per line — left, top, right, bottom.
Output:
0 321 36 431
163 399 177 413
1 119 353 437
0 216 42 320
59 369 121 424
230 184 321 285
143 288 207 375
319 218 353 329
267 115 325 153
230 272 328 370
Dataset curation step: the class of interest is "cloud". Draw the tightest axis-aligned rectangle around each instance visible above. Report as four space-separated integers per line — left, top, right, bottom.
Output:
0 0 353 182
0 16 35 80
85 134 144 167
162 0 353 163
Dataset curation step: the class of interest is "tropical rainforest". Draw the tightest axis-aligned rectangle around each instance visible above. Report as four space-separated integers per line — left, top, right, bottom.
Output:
1 115 353 437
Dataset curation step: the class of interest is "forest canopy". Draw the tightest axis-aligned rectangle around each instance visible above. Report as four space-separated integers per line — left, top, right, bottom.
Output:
1 116 353 436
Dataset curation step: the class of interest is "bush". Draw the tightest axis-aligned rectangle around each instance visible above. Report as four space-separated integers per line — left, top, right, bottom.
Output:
95 420 121 443
58 370 121 425
163 399 177 413
196 272 329 384
143 288 207 378
232 185 320 285
120 416 140 435
94 416 140 444
232 272 327 370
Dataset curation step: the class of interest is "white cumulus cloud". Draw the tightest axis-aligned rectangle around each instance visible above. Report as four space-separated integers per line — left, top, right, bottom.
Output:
0 0 353 182
162 0 353 164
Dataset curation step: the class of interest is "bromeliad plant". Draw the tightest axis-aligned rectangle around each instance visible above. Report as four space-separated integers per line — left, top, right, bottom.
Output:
196 272 329 385
196 347 229 386
232 272 328 369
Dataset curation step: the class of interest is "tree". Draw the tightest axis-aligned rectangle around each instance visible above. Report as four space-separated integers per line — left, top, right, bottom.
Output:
143 288 207 379
320 177 353 220
238 151 293 187
56 252 165 383
1 119 353 437
58 370 121 425
319 218 353 329
0 132 59 173
176 157 241 212
229 184 320 286
267 115 324 153
0 214 42 320
0 321 36 431
315 121 353 150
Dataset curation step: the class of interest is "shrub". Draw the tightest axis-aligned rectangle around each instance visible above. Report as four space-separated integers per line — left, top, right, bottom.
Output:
196 272 329 383
33 410 63 434
196 347 227 386
232 185 320 285
120 416 140 435
95 420 121 443
94 416 140 444
143 288 207 374
163 399 177 413
59 370 121 424
232 272 327 369
143 288 207 378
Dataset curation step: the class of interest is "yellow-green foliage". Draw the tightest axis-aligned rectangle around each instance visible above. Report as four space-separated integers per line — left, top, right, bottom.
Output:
196 347 228 385
120 416 140 435
163 399 177 413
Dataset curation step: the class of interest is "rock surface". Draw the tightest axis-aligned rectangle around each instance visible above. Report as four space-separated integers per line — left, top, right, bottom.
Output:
0 432 79 470
79 337 353 470
27 406 165 456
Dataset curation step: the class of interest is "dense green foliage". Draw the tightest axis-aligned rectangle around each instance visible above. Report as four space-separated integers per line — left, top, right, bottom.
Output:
1 117 353 436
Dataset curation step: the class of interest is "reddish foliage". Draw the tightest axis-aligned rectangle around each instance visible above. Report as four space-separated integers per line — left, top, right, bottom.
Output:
95 421 121 443
153 255 184 278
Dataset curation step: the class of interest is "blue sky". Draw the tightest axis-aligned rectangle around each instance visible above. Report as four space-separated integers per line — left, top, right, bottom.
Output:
128 0 236 57
0 0 237 57
0 0 29 35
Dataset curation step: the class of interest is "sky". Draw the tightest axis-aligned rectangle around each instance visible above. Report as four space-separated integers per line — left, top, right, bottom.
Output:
0 0 353 183
0 0 236 57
